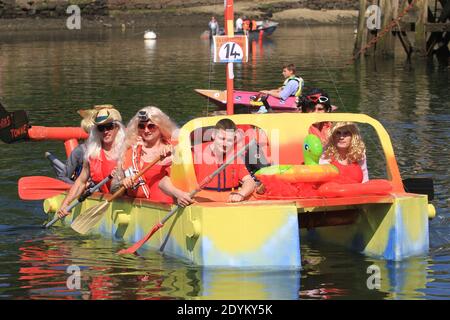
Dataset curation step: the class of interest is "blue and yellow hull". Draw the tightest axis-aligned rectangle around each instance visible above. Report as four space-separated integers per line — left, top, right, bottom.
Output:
43 191 431 268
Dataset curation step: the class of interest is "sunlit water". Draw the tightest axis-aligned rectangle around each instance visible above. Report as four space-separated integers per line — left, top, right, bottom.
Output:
0 25 448 300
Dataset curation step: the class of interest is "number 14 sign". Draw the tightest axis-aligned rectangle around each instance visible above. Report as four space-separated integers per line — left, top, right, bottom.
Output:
213 35 248 63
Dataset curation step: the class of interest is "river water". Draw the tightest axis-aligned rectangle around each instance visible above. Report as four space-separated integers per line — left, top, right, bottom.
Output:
0 25 448 300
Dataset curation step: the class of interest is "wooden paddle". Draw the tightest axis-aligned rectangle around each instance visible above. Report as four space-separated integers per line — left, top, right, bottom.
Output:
70 153 168 235
18 176 72 200
117 139 257 255
44 174 113 229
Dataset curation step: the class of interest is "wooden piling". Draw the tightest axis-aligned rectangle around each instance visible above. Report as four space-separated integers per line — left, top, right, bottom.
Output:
414 0 429 55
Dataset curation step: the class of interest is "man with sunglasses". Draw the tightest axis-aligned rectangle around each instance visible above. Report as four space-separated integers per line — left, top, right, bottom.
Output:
57 106 125 218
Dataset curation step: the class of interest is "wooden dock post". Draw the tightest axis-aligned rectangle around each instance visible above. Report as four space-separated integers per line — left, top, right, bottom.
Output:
414 0 429 55
377 0 400 57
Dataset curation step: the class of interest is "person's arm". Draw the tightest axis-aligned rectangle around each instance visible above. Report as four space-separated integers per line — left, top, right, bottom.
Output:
110 167 125 194
360 157 369 183
260 89 281 97
279 81 298 101
56 162 90 218
229 175 256 202
159 176 194 207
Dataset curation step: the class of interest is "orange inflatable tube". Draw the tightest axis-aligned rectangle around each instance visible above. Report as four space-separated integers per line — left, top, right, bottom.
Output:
28 126 88 141
318 179 393 198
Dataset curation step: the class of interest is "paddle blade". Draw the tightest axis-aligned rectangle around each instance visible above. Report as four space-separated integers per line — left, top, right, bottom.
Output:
71 201 110 235
18 176 71 200
117 223 163 255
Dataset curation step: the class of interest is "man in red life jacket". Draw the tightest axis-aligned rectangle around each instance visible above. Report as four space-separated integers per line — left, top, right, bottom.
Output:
193 119 256 202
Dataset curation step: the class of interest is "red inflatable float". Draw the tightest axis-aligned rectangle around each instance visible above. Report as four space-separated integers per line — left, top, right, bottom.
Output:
318 179 393 198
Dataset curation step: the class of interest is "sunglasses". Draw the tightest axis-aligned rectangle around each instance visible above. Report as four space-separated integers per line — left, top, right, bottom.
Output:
97 122 116 132
335 130 352 137
307 94 329 104
138 122 157 130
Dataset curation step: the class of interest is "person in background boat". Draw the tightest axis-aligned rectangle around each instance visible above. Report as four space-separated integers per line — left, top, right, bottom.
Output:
56 106 125 218
242 16 251 35
111 107 191 205
236 16 243 32
251 19 258 31
298 88 333 145
45 108 96 184
257 64 304 113
320 122 369 183
208 16 219 38
170 119 256 203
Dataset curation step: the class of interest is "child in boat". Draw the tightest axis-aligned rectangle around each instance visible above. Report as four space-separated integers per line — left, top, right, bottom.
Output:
257 64 304 113
111 106 189 205
161 119 257 203
320 122 369 183
298 88 333 145
57 106 125 218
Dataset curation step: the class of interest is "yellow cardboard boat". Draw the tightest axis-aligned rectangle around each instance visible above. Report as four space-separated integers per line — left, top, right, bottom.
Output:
43 113 434 267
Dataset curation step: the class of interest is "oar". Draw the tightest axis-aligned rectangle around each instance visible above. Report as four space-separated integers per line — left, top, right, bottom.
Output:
18 176 72 200
44 174 113 229
118 139 257 255
70 153 168 235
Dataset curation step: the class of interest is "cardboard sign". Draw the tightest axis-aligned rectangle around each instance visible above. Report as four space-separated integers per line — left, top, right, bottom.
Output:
213 35 248 63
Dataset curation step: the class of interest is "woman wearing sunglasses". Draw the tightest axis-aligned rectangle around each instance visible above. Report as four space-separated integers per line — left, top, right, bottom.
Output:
113 106 192 205
298 88 333 145
319 122 369 184
57 105 125 218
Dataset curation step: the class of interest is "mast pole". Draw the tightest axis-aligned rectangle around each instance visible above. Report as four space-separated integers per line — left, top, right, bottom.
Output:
225 0 234 115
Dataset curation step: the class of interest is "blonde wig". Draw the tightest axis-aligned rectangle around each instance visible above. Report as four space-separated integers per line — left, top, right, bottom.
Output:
123 106 177 150
323 122 366 163
84 121 126 162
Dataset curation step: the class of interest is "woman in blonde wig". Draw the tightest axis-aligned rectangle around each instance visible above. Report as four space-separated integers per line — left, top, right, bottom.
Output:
114 106 193 205
57 105 126 218
320 122 369 183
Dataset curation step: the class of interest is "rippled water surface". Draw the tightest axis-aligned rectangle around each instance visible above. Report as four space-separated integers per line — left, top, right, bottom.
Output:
0 26 448 299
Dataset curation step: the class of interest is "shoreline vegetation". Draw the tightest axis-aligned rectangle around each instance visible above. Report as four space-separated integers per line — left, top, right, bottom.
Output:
0 0 358 31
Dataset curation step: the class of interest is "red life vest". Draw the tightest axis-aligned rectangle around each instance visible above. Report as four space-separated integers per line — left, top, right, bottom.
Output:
122 145 173 204
193 142 249 191
330 159 363 184
89 149 116 193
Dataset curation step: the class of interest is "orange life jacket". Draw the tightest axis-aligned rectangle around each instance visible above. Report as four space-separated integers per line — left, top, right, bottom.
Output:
251 20 257 31
193 142 249 191
89 149 116 193
122 145 173 203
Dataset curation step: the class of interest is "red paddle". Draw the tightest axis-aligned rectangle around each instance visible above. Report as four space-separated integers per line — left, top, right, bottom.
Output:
18 176 72 200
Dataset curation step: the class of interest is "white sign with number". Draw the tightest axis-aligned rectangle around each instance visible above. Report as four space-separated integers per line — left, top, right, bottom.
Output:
213 36 248 63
